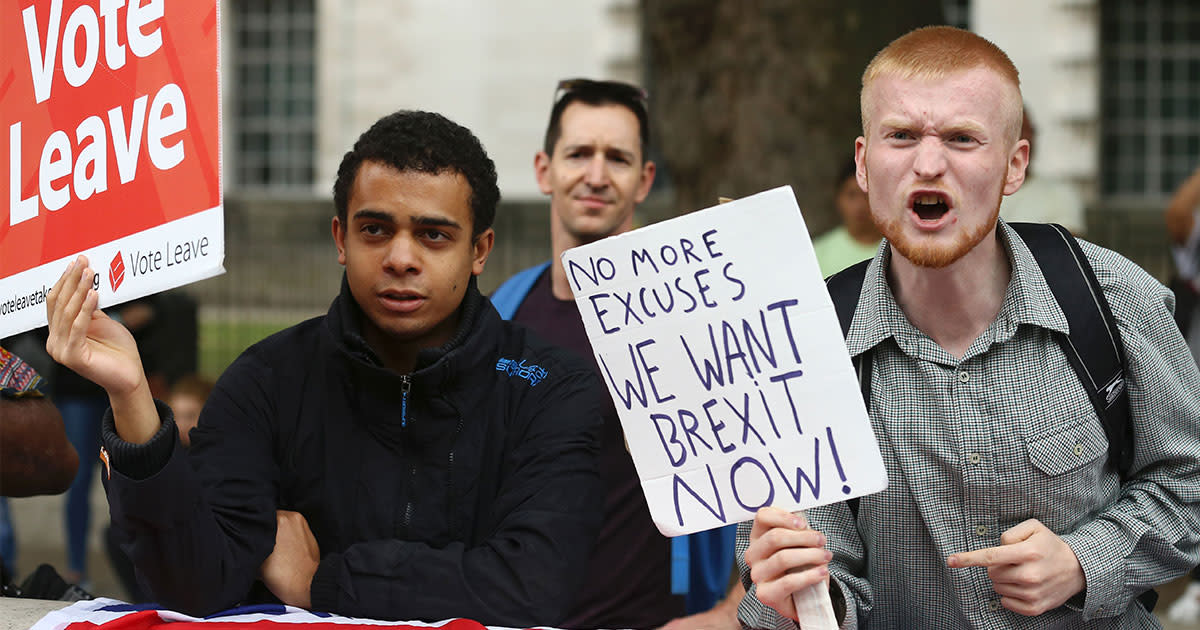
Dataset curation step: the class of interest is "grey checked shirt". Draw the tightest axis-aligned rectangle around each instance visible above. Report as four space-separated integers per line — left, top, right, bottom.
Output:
738 221 1200 629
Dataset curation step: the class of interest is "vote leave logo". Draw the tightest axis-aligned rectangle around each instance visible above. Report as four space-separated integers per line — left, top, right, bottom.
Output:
109 252 125 292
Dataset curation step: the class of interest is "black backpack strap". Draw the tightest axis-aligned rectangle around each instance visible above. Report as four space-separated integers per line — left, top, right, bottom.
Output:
1014 224 1156 611
825 260 874 520
1010 222 1133 477
825 259 874 412
827 259 870 339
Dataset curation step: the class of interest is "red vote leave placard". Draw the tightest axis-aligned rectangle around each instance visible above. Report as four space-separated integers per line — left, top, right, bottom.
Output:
1 0 223 338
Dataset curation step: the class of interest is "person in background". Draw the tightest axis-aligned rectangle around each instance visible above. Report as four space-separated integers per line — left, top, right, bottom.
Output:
45 109 605 626
812 157 882 277
1164 163 1200 365
739 26 1200 629
0 346 79 585
491 77 743 630
48 292 189 588
1161 163 1200 625
999 105 1086 235
166 374 213 448
52 353 107 587
0 347 79 497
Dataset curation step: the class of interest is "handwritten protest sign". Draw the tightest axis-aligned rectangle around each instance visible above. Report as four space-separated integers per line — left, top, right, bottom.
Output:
1 0 223 338
562 186 886 536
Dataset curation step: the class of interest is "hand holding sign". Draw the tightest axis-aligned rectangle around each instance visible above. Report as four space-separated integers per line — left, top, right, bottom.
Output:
562 187 885 627
743 508 835 622
947 518 1086 616
44 256 158 444
45 257 143 394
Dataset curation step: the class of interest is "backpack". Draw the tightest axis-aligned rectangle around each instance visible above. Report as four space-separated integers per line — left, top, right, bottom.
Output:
490 261 550 319
824 222 1157 611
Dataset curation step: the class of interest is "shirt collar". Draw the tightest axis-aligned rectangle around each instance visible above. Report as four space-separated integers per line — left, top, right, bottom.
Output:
843 220 1070 359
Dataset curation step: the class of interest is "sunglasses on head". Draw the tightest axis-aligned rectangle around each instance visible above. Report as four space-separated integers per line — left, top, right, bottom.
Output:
553 78 649 108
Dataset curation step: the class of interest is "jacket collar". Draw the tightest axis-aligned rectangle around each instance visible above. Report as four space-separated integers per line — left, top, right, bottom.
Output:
325 274 489 381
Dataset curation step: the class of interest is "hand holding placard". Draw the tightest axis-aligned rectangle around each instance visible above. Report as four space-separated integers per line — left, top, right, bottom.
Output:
744 506 841 627
791 512 838 629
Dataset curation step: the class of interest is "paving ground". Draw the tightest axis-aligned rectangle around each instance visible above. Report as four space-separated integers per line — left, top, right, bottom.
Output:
6 475 125 601
6 476 1200 628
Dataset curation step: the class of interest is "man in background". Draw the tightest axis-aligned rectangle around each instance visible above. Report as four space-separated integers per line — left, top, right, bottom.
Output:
491 77 742 630
812 157 882 277
999 105 1086 235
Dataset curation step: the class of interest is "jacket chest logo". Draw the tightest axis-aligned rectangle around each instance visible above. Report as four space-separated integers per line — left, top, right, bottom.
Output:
496 358 548 386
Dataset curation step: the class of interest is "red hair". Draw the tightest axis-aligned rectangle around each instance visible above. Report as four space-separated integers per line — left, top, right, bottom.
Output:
861 26 1023 144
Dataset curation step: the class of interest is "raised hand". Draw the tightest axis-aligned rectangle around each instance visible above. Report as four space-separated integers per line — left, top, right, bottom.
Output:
742 506 832 622
45 256 142 393
947 518 1086 616
45 255 158 443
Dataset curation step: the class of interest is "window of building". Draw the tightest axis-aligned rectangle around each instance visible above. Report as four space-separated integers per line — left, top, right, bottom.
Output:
229 0 316 190
1101 0 1200 197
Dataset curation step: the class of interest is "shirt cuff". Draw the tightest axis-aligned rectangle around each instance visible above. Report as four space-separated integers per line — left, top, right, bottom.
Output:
1062 518 1129 619
831 577 857 629
100 399 178 480
309 553 342 613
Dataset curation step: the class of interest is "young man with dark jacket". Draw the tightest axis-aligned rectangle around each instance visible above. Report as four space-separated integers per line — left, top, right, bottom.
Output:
44 110 605 627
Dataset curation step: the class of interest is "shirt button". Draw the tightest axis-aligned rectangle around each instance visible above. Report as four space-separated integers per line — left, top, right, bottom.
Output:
958 371 970 383
1074 443 1084 457
976 524 988 536
988 601 1001 612
968 452 982 465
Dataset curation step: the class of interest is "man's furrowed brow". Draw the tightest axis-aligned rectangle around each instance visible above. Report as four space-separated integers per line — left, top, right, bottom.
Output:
878 116 914 131
948 121 988 138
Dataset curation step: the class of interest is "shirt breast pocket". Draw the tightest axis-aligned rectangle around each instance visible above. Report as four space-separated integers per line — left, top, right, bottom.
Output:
1021 414 1111 528
1026 413 1109 475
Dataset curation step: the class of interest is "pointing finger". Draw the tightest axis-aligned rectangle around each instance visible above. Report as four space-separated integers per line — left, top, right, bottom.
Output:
947 543 1023 568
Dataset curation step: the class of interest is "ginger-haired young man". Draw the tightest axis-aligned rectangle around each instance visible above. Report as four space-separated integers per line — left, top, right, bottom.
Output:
737 26 1200 629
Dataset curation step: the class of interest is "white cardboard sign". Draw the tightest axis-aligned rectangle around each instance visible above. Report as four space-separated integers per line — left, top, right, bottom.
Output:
562 186 887 536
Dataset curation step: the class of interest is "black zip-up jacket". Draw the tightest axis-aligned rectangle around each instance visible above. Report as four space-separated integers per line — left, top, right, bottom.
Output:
101 280 605 626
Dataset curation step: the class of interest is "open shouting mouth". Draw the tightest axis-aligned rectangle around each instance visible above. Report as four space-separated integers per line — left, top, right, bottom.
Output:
910 191 951 222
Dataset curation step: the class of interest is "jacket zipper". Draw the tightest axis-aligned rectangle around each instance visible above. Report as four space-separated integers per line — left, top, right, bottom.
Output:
400 375 411 429
447 414 464 539
400 374 414 537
